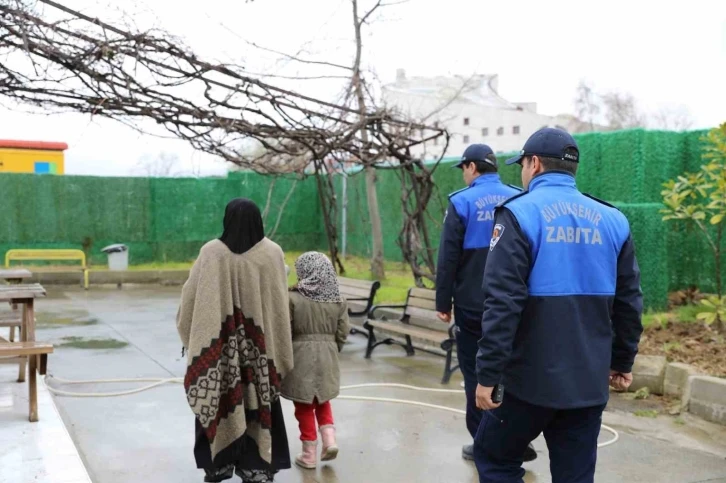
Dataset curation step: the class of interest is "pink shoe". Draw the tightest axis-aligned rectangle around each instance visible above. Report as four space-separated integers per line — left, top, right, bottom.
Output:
294 440 317 469
319 425 338 461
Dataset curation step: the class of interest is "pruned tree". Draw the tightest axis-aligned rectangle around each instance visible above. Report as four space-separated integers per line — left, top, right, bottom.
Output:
601 91 647 130
574 79 600 131
134 151 180 177
651 106 695 131
0 0 447 273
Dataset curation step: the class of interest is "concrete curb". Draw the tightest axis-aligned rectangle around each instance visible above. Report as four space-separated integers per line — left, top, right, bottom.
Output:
665 362 699 405
688 376 726 426
630 354 667 395
26 269 190 286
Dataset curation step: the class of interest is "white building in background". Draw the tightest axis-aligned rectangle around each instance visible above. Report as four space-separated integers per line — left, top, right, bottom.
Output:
381 69 582 160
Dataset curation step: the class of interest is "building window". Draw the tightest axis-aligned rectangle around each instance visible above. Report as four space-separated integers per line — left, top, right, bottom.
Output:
513 125 520 135
497 127 504 136
463 117 470 126
482 128 489 137
463 135 470 144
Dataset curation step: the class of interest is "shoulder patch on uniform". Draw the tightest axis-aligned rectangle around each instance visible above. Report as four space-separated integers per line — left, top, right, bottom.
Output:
583 193 620 211
447 186 469 199
495 189 529 208
489 223 505 251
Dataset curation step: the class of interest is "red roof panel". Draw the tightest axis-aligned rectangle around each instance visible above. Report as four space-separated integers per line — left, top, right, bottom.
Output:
0 139 68 151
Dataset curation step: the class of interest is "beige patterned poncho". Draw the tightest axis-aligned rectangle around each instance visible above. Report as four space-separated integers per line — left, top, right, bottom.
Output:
176 238 293 464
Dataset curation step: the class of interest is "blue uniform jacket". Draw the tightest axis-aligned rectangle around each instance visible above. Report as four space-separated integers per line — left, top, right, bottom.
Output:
476 171 643 409
435 174 521 333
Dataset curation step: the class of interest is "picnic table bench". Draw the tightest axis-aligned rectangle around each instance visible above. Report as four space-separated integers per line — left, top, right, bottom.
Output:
363 287 459 384
0 268 33 284
5 249 89 289
0 283 52 422
0 268 34 344
338 277 380 336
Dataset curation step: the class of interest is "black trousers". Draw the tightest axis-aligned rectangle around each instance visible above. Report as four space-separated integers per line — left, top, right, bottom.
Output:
474 392 606 483
454 306 484 440
194 399 291 475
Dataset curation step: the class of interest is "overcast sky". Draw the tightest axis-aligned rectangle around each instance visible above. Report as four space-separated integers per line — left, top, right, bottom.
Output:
1 0 724 177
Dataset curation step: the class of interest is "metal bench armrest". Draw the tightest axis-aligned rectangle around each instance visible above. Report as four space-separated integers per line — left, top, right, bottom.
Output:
367 304 407 320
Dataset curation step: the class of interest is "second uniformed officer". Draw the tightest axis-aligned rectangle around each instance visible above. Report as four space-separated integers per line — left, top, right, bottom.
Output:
435 144 536 463
473 128 643 482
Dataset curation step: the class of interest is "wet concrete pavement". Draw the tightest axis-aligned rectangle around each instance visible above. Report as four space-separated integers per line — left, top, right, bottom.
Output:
32 286 726 483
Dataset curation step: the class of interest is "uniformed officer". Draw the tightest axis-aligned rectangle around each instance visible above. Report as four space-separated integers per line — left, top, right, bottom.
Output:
473 127 643 482
434 144 536 463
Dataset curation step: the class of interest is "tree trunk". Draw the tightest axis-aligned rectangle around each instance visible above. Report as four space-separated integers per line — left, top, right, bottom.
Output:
314 161 345 274
716 224 724 333
365 166 385 279
351 0 385 280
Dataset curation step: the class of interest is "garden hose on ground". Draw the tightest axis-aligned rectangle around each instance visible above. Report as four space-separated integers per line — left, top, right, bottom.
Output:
42 376 619 448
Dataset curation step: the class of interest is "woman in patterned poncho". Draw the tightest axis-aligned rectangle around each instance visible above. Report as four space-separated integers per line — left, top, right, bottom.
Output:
177 198 294 483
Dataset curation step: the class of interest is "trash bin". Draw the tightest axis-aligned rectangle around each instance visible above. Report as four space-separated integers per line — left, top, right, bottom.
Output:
101 244 129 271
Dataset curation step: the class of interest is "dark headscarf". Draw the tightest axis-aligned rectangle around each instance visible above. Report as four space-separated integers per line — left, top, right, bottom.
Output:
219 198 264 254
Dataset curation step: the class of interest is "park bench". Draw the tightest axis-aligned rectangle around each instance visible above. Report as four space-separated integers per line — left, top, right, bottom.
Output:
0 283 50 422
363 287 459 384
0 342 54 422
337 277 380 335
5 249 89 289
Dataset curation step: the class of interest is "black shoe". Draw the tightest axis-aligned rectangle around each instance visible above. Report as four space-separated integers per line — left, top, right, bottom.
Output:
204 464 234 483
462 444 474 461
523 443 537 462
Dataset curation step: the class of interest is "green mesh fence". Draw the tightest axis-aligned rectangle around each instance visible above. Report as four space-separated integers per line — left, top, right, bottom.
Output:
0 172 323 266
336 128 716 310
0 128 719 309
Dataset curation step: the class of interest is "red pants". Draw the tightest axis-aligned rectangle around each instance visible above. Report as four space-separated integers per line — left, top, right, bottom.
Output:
293 399 334 441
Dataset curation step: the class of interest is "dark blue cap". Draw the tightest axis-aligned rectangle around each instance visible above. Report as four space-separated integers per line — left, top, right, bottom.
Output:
452 144 496 169
505 127 579 165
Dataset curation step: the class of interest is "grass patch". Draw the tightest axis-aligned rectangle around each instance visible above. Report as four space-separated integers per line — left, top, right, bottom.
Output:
642 310 669 329
633 409 659 418
633 387 650 400
59 336 128 350
675 304 703 323
36 315 99 328
674 417 685 425
663 341 681 353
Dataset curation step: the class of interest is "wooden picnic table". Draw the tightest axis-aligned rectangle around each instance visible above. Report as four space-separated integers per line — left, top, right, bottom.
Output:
0 283 47 421
0 268 33 284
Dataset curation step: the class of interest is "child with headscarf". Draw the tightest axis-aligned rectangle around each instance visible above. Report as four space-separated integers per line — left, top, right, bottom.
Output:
280 251 350 469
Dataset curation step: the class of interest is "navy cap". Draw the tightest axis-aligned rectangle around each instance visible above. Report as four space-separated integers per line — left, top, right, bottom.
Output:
452 144 496 169
505 127 579 165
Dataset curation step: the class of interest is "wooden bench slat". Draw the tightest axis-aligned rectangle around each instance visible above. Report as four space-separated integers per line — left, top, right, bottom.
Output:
0 342 54 356
366 320 449 343
406 296 437 312
0 312 22 322
0 284 47 301
0 269 33 279
338 277 378 290
339 286 373 299
408 287 435 300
